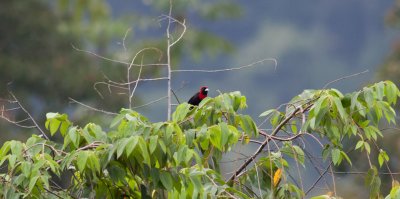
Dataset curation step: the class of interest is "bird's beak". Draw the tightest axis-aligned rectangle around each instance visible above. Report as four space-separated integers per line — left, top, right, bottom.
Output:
205 88 209 92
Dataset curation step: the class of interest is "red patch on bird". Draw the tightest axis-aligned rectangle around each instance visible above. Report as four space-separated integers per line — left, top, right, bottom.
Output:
199 86 208 99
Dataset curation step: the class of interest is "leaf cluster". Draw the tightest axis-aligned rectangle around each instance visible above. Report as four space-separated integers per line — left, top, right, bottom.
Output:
0 82 399 198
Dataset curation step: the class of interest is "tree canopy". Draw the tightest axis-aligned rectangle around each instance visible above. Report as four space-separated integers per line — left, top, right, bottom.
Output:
0 81 399 198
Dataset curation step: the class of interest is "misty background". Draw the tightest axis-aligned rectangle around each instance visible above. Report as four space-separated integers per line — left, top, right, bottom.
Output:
1 0 400 198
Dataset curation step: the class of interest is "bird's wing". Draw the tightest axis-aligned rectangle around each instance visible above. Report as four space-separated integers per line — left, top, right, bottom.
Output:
188 92 200 104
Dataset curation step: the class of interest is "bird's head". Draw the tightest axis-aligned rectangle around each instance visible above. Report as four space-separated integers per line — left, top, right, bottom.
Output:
200 86 208 97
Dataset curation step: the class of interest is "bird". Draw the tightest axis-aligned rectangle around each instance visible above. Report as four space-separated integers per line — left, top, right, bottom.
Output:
188 86 209 107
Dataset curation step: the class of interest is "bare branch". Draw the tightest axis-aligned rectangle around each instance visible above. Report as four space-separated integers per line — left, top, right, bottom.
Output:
0 115 36 129
103 77 169 86
323 69 369 89
161 15 186 47
132 96 167 109
305 162 333 196
129 56 144 108
8 92 49 140
71 44 167 67
170 88 181 104
69 98 118 115
166 0 173 121
227 102 313 182
122 28 132 52
172 58 277 73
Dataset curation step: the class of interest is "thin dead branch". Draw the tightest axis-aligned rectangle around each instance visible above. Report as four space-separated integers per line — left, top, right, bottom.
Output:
69 98 118 115
7 92 49 140
172 58 277 73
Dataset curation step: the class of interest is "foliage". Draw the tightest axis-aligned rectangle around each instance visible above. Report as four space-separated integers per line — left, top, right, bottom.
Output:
0 81 399 198
0 0 240 139
379 1 400 86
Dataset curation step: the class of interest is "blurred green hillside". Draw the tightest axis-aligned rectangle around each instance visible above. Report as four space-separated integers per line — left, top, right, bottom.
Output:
1 1 400 197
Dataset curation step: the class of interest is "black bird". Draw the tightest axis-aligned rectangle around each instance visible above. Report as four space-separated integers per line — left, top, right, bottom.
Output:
188 86 209 106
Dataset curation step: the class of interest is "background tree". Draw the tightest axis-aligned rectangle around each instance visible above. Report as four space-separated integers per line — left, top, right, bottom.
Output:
1 0 398 198
0 0 240 142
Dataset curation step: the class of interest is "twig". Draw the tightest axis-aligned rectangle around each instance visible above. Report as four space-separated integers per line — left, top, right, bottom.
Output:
329 171 400 175
323 70 369 89
69 98 118 115
254 164 263 198
0 115 36 129
71 44 167 67
329 164 337 197
129 59 143 107
9 92 49 140
131 83 188 109
122 28 131 52
227 102 313 182
164 0 186 120
305 162 333 195
170 88 181 104
166 0 173 121
127 47 163 108
172 58 277 73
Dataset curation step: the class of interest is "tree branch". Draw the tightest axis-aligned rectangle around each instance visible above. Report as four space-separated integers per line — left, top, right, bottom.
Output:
227 102 313 182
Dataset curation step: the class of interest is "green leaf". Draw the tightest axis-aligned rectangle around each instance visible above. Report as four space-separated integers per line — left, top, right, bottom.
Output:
138 137 150 166
332 96 347 121
364 87 375 105
8 155 17 168
149 136 158 154
350 91 360 111
49 119 61 136
160 171 173 190
388 183 400 199
313 95 328 116
198 97 213 108
158 139 167 154
378 150 389 168
125 136 139 157
60 121 70 137
375 81 385 101
45 112 58 119
240 115 258 137
219 122 230 147
366 167 381 199
292 145 305 165
340 151 352 166
378 153 384 168
331 148 341 165
0 141 11 159
68 127 79 148
209 125 222 150
270 111 283 127
291 120 298 134
10 141 23 157
355 141 364 150
41 175 50 189
76 151 89 172
364 142 371 154
385 80 400 105
322 145 330 161
117 139 129 158
110 113 125 128
259 109 276 117
21 161 31 177
310 195 334 199
28 176 40 193
87 152 100 173
108 162 127 183
172 103 190 122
